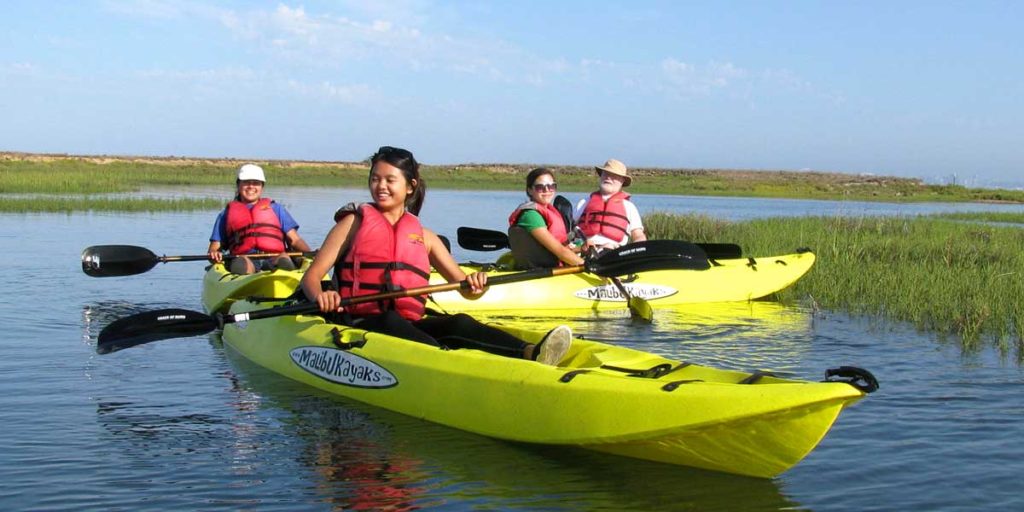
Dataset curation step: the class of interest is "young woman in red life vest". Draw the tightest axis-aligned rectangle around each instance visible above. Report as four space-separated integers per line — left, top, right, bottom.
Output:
301 146 572 366
206 164 313 274
507 167 585 269
573 158 648 252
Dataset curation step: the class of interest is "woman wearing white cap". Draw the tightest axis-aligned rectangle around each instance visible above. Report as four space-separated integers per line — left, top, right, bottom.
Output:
206 163 313 274
573 158 647 251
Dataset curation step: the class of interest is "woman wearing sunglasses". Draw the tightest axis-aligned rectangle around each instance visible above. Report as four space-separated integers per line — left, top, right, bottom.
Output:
301 147 572 366
507 167 585 269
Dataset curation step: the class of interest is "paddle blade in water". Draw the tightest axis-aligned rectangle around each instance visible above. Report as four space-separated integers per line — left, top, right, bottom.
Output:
81 245 160 277
607 275 654 323
97 308 218 354
588 240 710 277
628 296 655 322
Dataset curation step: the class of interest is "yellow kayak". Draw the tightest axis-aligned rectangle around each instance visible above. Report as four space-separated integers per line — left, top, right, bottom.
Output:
201 259 310 314
223 297 873 478
201 251 813 315
428 251 815 312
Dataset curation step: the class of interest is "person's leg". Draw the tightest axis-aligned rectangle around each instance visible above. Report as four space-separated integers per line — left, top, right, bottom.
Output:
415 314 530 358
534 325 572 365
228 255 255 274
352 310 440 347
273 254 297 270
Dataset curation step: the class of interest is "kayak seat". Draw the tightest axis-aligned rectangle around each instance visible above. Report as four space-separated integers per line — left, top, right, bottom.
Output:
507 226 559 270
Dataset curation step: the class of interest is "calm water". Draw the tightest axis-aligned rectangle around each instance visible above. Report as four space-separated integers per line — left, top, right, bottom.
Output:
2 189 1023 511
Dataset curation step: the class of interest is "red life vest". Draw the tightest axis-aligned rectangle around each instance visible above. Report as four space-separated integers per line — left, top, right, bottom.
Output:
225 198 287 254
335 204 432 321
507 201 568 244
577 191 631 241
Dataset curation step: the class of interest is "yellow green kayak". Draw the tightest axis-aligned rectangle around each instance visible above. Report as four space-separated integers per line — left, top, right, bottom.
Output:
201 251 813 315
201 259 310 314
222 297 872 478
428 250 815 312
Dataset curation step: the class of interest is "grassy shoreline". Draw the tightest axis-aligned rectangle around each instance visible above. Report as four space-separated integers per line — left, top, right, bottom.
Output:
0 196 222 213
3 152 1023 212
4 150 1019 353
646 212 1024 355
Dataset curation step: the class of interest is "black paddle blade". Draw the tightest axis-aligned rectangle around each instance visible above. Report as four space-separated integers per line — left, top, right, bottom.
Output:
553 195 577 232
457 227 510 251
438 235 452 253
81 245 160 277
697 243 743 260
97 308 218 354
587 240 710 277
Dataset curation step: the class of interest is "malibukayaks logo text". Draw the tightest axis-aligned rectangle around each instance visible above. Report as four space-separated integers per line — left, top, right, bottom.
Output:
290 346 397 388
574 284 676 302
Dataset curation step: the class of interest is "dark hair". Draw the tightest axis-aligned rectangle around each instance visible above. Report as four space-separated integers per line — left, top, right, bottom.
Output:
525 167 554 199
233 179 263 202
370 146 426 215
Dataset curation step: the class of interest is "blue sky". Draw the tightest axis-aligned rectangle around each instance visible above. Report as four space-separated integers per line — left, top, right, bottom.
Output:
1 1 1021 187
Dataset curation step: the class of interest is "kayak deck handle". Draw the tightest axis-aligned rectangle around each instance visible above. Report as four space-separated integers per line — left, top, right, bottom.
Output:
824 366 879 393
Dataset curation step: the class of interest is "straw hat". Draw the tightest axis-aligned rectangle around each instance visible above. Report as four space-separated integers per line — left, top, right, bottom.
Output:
594 158 632 187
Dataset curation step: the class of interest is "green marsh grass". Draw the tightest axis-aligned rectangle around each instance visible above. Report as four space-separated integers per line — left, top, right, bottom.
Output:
4 156 1024 203
932 212 1024 224
0 196 221 213
0 159 368 194
645 212 1024 354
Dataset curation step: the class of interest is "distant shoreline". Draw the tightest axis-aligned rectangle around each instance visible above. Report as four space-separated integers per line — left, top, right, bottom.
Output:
2 150 1022 206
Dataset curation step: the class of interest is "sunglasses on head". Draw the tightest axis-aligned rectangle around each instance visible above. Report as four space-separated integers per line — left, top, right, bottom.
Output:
532 183 557 192
375 146 413 160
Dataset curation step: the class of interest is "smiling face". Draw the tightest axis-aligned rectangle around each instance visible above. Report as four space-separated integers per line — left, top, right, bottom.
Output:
236 180 264 204
598 171 626 195
369 161 415 212
528 172 557 206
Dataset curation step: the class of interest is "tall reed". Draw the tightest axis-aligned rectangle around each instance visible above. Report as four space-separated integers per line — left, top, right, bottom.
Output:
0 196 221 213
932 212 1024 224
645 212 1024 354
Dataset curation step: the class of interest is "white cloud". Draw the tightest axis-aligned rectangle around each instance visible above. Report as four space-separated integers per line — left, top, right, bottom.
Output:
129 65 375 104
135 66 258 82
101 0 187 19
5 62 38 74
104 1 567 86
285 79 377 104
660 58 747 95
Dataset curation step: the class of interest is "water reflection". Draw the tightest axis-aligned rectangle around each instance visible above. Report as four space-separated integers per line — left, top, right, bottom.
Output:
219 338 806 511
81 301 195 345
96 400 227 442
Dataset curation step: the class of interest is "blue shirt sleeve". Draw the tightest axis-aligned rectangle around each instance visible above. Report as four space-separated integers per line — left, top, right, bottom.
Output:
273 202 300 233
210 209 227 242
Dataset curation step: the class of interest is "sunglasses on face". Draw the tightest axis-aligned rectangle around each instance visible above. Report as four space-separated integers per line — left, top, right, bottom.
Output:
532 183 557 192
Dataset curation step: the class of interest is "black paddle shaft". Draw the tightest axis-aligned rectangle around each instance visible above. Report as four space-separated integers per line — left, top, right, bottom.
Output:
81 244 316 277
455 226 742 260
97 240 707 354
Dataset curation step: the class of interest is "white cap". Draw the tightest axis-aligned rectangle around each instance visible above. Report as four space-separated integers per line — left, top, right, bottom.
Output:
237 163 266 182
